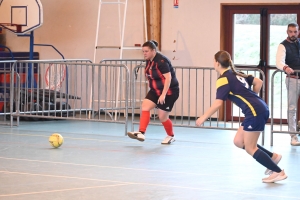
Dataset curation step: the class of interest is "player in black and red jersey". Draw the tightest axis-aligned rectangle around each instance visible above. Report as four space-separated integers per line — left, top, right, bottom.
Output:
127 40 179 144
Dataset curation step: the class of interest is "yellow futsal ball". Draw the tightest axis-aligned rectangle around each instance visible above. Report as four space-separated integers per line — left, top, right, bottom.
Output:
49 133 64 148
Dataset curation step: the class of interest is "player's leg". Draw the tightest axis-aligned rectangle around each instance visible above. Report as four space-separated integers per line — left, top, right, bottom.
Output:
157 92 179 144
127 91 157 142
243 131 287 182
234 126 281 175
233 126 244 148
158 109 175 144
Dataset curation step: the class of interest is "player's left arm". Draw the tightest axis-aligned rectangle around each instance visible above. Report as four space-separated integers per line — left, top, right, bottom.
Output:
196 99 223 126
251 77 263 94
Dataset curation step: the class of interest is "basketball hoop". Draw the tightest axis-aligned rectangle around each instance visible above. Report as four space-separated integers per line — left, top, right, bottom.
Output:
45 63 67 91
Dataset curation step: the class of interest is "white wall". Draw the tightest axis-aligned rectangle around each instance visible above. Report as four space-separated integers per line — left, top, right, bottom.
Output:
5 0 145 61
5 0 299 63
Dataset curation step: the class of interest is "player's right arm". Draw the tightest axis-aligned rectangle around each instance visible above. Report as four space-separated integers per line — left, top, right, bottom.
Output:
196 99 223 126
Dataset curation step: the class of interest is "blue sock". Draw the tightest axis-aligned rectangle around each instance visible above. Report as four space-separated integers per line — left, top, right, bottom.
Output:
243 145 273 158
257 144 273 158
253 149 281 173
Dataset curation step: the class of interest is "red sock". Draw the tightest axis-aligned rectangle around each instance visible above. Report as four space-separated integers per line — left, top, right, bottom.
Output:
162 119 174 136
139 111 150 133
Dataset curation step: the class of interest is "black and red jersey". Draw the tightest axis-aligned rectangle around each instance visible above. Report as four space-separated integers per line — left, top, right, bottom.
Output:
145 53 179 96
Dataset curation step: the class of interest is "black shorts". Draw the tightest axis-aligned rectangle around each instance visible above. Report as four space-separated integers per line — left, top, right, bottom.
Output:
145 90 179 112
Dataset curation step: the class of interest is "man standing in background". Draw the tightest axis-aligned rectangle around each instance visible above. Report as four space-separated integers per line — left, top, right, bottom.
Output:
276 22 300 146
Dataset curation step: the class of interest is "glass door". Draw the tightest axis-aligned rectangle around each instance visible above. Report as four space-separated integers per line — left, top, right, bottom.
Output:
221 4 300 122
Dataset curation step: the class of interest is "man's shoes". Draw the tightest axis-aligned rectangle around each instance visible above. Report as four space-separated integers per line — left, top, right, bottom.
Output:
264 154 282 175
127 131 145 142
262 170 287 183
291 135 300 146
161 136 175 144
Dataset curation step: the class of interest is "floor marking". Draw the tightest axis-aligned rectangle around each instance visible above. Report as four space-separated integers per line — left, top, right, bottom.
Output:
0 183 132 197
0 170 298 199
0 156 299 184
0 132 221 149
0 156 232 177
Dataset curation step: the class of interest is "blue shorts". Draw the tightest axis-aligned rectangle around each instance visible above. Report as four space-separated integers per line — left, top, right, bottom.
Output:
241 110 269 132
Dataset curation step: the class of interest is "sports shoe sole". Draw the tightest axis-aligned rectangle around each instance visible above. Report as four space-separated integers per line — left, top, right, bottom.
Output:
161 138 175 145
265 154 282 175
291 142 300 146
127 132 145 142
262 174 287 183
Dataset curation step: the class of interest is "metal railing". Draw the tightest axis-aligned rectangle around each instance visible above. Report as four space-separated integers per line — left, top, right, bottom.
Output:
0 60 17 125
1 58 270 143
270 69 300 146
6 60 129 134
131 65 266 144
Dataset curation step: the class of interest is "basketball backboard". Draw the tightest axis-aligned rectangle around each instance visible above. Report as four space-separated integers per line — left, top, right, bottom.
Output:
0 0 43 35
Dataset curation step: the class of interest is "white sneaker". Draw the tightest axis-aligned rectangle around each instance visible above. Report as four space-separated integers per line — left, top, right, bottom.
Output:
264 154 282 175
161 136 175 144
291 135 300 146
127 131 145 142
262 170 287 183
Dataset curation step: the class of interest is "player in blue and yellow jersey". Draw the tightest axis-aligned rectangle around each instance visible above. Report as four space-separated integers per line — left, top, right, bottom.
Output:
196 50 287 183
127 40 179 144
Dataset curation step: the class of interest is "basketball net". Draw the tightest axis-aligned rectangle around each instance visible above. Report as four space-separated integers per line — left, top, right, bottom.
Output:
45 64 66 91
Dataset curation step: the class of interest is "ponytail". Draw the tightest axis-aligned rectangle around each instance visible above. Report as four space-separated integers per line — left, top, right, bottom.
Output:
229 60 250 78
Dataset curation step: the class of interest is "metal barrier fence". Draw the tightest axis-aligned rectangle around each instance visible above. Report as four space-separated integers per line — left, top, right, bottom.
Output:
7 60 129 134
0 60 17 125
270 69 300 146
131 65 266 144
0 59 93 126
100 59 146 108
1 58 268 143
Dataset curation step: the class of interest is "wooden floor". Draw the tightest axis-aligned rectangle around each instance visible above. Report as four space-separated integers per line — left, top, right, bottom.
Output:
0 120 299 200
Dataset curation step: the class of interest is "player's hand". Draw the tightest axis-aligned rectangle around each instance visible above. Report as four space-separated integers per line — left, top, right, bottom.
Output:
157 94 166 104
196 116 205 126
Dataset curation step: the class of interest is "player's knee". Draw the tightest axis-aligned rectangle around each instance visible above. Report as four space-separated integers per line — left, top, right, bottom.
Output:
244 146 256 156
158 112 168 122
141 104 153 111
233 138 244 149
158 115 168 122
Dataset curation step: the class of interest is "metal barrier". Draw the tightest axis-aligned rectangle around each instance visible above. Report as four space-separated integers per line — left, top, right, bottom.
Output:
9 60 129 134
131 65 266 144
270 69 300 146
100 59 146 109
1 58 268 141
0 60 17 125
0 59 93 125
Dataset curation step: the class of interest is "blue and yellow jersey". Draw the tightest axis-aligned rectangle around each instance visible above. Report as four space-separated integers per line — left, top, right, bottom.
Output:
216 69 268 117
145 53 179 96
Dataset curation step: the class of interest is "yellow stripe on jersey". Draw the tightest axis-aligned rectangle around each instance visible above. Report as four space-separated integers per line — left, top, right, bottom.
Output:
230 93 257 116
216 77 228 89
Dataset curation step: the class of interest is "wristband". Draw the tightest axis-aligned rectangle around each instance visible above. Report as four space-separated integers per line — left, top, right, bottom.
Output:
283 66 288 71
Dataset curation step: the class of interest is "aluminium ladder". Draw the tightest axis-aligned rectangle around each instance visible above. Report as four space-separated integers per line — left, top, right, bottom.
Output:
90 0 148 120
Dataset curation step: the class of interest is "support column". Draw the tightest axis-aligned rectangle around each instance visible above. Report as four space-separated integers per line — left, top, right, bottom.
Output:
146 0 161 49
